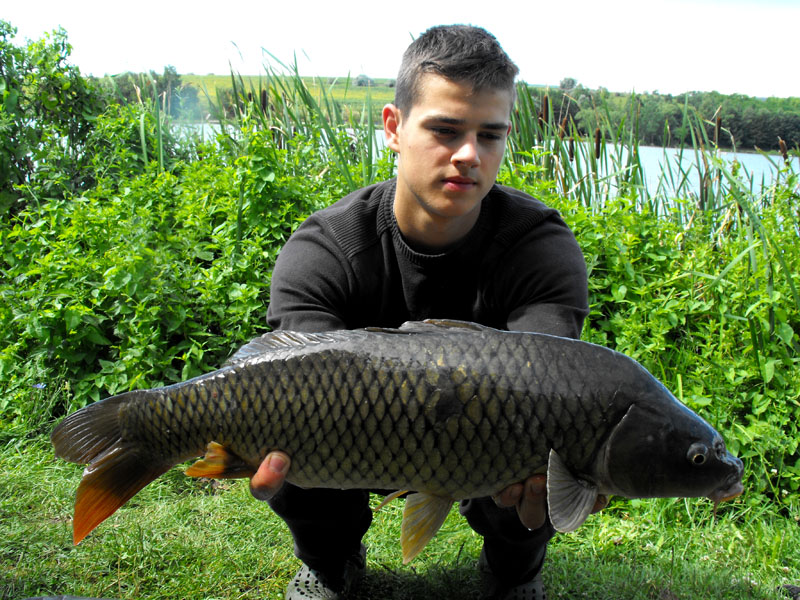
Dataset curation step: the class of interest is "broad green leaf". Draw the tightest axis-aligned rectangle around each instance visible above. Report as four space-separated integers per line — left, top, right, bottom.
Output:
85 327 112 345
64 307 81 331
762 360 776 385
776 322 794 346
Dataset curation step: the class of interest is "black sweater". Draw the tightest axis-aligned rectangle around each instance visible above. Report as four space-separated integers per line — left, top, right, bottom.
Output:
267 179 588 338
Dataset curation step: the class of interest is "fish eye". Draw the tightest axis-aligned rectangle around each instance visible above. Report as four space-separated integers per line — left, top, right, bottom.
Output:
687 442 709 466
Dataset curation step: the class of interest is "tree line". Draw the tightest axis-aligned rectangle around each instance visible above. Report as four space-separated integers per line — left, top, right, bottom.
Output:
0 21 207 214
533 78 799 153
100 65 203 121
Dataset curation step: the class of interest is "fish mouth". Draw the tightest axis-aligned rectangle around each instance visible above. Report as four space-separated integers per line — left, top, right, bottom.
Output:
707 479 744 504
708 452 744 504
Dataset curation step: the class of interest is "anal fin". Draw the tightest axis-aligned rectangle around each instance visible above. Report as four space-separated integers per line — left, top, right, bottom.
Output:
185 441 256 479
400 493 453 564
374 489 410 511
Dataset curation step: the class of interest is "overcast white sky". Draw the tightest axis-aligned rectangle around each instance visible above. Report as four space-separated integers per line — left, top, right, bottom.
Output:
5 0 798 98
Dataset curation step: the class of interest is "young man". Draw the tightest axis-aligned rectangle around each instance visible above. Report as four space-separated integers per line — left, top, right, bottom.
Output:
250 25 602 600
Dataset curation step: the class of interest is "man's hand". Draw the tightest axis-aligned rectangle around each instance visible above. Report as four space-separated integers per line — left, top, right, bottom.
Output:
249 451 291 501
493 474 609 530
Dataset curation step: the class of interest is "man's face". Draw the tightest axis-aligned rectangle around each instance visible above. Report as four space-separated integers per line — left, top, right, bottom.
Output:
384 74 513 246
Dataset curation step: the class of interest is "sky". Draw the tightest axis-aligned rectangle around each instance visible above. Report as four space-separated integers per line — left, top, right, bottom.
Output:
4 0 798 98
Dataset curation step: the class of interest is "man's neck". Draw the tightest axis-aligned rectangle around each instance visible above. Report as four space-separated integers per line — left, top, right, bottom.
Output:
392 195 482 253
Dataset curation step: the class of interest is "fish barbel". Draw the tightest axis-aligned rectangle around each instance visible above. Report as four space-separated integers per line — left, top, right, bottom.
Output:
51 320 743 562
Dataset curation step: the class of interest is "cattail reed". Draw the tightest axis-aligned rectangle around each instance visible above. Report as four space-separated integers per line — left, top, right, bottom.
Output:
594 127 601 159
538 94 549 133
779 137 789 163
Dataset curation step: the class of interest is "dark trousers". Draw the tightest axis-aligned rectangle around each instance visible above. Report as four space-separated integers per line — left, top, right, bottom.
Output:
268 484 554 585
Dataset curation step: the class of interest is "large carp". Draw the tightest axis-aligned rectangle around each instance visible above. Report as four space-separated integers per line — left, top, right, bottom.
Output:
52 320 743 562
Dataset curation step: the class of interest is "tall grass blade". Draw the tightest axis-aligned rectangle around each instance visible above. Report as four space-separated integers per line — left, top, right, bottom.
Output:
138 110 148 165
153 81 164 173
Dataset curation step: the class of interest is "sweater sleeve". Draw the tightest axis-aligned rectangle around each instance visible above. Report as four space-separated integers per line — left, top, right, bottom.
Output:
497 216 589 339
266 217 352 333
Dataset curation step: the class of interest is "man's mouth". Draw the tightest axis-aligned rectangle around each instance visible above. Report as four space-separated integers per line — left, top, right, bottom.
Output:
443 176 477 191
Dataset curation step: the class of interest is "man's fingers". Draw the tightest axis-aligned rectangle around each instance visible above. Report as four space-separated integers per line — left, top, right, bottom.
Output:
249 451 290 501
495 475 606 531
493 475 548 531
516 475 547 531
493 482 524 508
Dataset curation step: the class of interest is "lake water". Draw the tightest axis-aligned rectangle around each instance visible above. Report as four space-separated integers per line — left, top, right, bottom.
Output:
601 143 798 197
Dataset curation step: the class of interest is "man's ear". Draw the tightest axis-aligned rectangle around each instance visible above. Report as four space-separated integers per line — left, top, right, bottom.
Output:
383 103 402 153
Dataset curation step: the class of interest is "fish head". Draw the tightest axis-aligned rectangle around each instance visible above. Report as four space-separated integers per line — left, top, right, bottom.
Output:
598 396 743 503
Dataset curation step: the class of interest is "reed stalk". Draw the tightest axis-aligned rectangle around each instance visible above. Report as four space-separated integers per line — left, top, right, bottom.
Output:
206 56 388 194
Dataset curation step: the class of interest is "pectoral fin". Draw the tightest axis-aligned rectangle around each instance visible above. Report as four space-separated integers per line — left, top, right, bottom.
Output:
185 441 256 479
546 449 598 533
400 493 453 564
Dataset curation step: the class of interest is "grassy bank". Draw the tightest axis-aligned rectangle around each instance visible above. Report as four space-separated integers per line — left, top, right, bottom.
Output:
1 441 796 600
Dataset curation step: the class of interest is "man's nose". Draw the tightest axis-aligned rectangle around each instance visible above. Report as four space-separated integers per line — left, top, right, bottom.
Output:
451 135 480 167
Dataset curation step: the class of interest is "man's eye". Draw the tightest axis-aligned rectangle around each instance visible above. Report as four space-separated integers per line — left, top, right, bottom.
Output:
432 127 456 136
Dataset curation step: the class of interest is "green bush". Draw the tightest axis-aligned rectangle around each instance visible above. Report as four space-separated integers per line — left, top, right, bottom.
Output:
0 20 108 213
0 121 348 441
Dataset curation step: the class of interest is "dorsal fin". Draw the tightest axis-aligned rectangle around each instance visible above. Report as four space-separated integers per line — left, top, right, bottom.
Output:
226 330 347 365
366 320 495 335
228 319 493 364
419 319 495 331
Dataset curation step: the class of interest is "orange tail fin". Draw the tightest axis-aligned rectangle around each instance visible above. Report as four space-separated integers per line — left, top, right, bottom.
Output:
51 391 173 544
71 446 171 544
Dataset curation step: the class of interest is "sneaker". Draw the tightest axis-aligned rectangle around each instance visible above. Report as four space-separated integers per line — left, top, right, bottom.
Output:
478 547 547 600
285 544 366 599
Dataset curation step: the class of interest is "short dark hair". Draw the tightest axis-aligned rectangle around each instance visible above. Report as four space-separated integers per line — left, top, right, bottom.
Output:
394 25 519 114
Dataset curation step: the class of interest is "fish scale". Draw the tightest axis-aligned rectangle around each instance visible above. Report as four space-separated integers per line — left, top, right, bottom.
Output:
51 319 743 562
145 332 539 495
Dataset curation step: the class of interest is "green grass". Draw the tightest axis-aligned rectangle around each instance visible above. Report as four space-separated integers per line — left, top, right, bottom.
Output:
2 440 797 600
